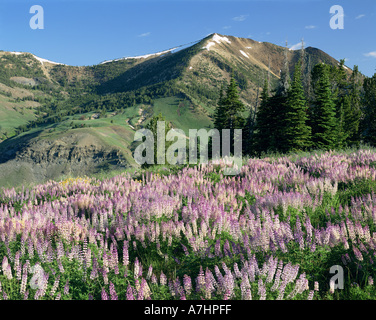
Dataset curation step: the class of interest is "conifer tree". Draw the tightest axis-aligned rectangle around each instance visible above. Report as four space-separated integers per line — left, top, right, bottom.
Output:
254 79 271 153
214 83 226 130
244 75 261 155
221 77 246 130
311 64 337 150
213 76 245 155
284 61 312 151
346 65 362 146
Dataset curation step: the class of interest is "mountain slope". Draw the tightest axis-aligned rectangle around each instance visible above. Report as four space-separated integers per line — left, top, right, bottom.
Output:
0 33 351 188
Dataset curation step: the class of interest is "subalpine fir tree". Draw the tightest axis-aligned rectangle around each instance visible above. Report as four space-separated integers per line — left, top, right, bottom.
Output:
222 77 246 130
345 65 362 147
331 59 350 148
254 79 271 153
213 76 245 154
284 61 312 151
311 64 337 150
243 75 261 156
214 83 227 130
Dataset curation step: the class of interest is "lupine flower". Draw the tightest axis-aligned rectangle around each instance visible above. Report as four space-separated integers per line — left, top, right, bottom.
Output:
50 275 60 297
123 241 129 267
101 287 109 300
151 274 158 285
141 278 152 299
353 247 363 261
109 282 118 300
20 262 29 295
146 265 153 280
134 257 140 279
64 279 69 295
126 285 135 300
160 271 167 286
183 274 192 296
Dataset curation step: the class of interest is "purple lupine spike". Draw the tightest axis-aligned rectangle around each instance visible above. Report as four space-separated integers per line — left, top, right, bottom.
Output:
101 287 109 300
63 279 69 295
204 268 215 299
126 285 135 300
160 271 167 286
151 273 158 285
102 268 108 285
233 263 242 278
353 246 363 261
196 266 205 294
50 275 60 297
214 239 222 257
183 274 192 296
137 281 145 300
146 265 153 280
134 257 140 279
123 241 129 267
109 282 118 300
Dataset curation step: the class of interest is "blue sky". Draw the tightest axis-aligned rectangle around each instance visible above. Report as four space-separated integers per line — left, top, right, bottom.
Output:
0 0 375 76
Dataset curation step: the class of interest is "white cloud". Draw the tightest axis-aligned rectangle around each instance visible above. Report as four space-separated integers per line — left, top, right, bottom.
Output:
305 25 316 29
364 51 376 58
138 32 151 37
355 14 365 19
289 41 306 51
222 26 232 30
232 15 248 22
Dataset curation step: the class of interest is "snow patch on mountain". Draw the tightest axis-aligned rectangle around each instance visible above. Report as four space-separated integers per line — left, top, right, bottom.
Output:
203 42 216 51
99 48 178 65
239 50 249 58
212 34 231 44
9 52 65 65
202 33 231 51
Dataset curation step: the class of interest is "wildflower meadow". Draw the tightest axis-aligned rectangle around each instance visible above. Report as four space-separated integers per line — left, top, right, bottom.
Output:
2 149 376 301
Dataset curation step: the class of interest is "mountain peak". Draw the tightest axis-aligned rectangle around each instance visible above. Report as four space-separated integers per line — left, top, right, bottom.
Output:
202 33 232 51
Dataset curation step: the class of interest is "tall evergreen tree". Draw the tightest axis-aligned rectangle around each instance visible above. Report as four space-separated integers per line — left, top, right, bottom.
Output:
222 77 246 130
284 61 312 151
311 64 338 150
244 75 261 155
346 65 362 147
254 79 271 153
214 83 226 130
213 76 245 154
